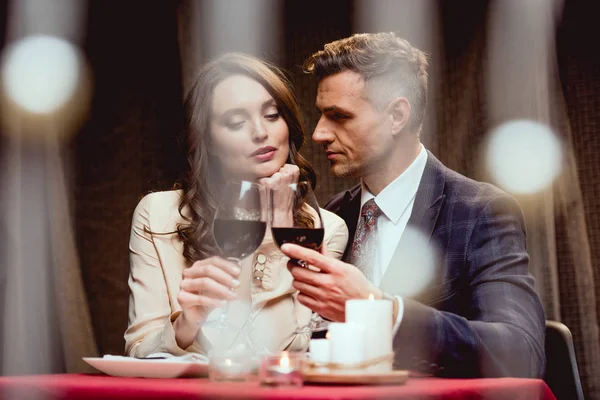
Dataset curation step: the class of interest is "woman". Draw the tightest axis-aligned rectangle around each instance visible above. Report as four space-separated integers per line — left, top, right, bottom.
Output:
124 53 348 357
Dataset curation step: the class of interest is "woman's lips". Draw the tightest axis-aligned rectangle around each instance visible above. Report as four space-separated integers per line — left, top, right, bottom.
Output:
253 148 276 161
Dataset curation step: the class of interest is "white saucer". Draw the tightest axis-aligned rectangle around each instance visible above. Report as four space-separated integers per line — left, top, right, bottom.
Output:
83 356 209 379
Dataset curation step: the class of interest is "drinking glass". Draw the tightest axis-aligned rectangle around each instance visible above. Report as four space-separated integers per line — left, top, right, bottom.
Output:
269 181 329 334
208 180 267 333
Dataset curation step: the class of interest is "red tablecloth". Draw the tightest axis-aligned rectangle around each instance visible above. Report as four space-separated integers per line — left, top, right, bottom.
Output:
0 374 556 400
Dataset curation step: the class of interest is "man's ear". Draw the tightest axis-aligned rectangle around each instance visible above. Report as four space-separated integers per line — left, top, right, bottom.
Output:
387 97 411 136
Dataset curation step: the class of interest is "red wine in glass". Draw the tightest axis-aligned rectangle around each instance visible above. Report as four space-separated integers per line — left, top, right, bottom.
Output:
271 227 324 251
270 182 325 265
214 219 266 259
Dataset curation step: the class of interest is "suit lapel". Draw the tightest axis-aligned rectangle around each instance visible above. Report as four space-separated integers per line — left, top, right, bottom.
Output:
379 151 447 294
405 152 446 242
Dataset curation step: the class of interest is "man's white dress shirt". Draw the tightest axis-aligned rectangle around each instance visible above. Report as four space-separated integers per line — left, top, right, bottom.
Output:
358 144 428 332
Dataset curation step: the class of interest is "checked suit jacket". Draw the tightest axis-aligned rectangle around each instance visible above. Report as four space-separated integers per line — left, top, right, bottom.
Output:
325 151 545 378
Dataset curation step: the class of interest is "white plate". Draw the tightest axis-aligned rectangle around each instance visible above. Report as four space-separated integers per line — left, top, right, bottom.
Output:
83 357 209 378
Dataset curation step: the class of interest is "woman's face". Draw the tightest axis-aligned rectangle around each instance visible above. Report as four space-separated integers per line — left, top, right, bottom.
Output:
210 74 290 181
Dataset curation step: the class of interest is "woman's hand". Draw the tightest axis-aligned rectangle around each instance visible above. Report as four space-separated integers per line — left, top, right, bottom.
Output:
259 164 300 227
173 256 241 348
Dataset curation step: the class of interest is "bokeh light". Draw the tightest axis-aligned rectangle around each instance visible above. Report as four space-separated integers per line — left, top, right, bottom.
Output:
1 35 81 114
485 119 563 195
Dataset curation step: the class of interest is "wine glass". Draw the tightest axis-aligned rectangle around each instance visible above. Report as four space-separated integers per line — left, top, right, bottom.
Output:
269 181 329 334
209 181 267 335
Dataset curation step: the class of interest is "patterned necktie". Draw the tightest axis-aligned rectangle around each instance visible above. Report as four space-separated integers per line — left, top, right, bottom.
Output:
349 198 383 281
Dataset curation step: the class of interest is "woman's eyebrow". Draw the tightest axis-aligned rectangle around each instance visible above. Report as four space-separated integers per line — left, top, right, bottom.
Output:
215 108 247 123
261 98 277 110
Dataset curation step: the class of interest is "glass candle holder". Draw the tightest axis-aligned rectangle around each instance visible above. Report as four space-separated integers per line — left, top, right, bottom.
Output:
259 351 304 387
209 350 254 382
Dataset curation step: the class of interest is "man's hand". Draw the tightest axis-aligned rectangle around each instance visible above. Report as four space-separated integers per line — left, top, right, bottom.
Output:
280 243 380 322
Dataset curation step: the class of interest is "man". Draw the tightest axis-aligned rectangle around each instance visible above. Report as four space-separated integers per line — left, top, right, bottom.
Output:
279 32 545 378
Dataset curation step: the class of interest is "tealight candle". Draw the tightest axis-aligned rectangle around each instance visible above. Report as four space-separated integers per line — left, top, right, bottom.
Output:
346 294 393 373
208 354 253 382
328 322 365 369
259 352 303 387
270 352 293 374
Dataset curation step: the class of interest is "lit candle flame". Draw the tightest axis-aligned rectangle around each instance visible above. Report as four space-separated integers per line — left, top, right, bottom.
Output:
325 331 330 340
280 352 289 368
368 293 375 301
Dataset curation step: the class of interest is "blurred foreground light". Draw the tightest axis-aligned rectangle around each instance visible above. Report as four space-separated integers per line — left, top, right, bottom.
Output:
388 226 437 298
485 120 563 194
1 35 80 113
0 34 91 140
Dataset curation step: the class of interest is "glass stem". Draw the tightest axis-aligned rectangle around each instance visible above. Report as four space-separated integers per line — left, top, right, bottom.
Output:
220 257 240 324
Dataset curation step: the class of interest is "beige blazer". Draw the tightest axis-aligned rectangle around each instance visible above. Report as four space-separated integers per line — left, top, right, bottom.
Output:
124 190 348 357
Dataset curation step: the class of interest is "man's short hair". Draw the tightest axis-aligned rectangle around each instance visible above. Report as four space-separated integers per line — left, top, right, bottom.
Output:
303 32 429 133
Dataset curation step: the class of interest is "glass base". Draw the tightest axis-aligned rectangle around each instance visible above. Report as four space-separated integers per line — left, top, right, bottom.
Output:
204 311 271 382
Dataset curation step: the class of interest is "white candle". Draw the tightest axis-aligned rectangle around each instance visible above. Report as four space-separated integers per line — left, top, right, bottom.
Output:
328 322 365 368
309 339 330 365
346 295 393 373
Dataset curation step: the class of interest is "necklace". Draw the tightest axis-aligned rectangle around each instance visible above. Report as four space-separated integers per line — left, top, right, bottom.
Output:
233 207 261 221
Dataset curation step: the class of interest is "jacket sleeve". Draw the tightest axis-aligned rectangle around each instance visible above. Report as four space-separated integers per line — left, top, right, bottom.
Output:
124 194 207 357
321 208 350 260
393 194 546 378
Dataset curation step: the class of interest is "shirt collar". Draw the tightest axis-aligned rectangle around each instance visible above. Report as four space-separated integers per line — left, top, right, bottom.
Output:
360 144 428 224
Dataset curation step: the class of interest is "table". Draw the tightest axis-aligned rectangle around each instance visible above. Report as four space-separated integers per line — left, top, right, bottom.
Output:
0 374 556 400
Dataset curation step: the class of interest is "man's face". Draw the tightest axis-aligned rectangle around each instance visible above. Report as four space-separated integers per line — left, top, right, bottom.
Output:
313 70 393 178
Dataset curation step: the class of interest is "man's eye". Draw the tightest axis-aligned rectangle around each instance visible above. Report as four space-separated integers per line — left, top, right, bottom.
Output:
331 112 348 120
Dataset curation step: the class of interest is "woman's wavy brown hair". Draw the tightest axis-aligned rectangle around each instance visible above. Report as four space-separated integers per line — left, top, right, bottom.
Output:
177 53 317 264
